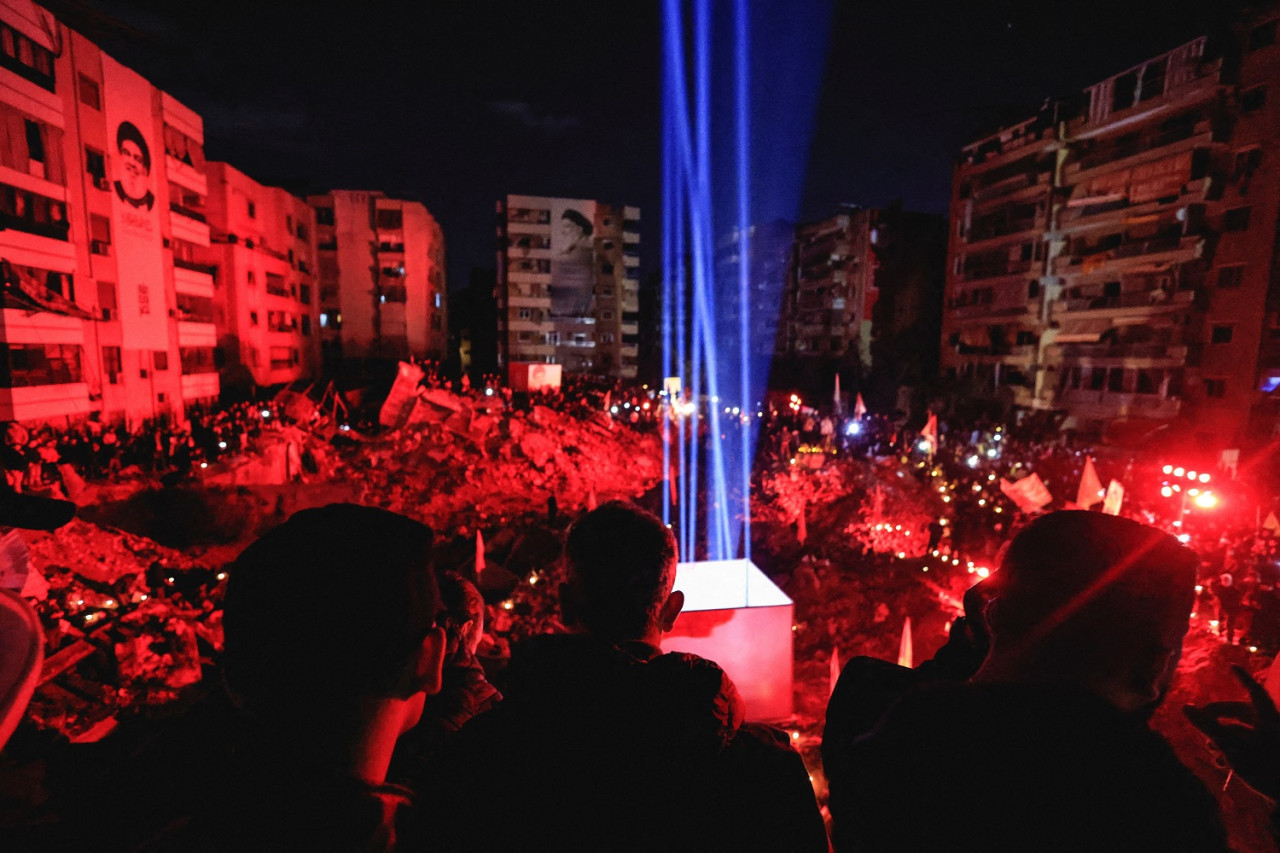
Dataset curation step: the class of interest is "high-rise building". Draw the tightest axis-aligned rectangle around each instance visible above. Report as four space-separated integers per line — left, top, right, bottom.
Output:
309 190 447 365
203 162 319 389
496 194 640 379
943 8 1280 449
0 0 219 424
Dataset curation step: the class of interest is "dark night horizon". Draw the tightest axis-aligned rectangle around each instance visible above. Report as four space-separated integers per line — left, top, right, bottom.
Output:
55 0 1242 291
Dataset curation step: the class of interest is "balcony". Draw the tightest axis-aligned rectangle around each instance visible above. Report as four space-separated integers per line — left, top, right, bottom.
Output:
957 258 1036 283
0 212 68 242
1061 234 1201 276
169 201 207 223
1054 287 1193 318
1057 388 1181 419
173 257 217 276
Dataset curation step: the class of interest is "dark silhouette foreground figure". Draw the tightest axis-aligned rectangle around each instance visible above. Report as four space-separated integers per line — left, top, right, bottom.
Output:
150 504 446 852
416 501 827 852
829 511 1229 853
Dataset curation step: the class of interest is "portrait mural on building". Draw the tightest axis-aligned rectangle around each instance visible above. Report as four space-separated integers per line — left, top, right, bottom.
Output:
549 199 595 318
113 121 154 212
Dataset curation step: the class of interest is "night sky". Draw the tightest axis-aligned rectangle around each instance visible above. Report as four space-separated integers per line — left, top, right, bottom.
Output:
53 0 1244 293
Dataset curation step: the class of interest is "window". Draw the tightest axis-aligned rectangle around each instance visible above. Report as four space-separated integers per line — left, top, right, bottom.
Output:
1235 147 1263 180
301 315 311 336
1251 20 1277 50
1204 378 1226 398
85 147 106 186
97 281 117 320
1088 367 1106 391
299 284 311 305
517 308 532 320
0 183 68 240
1217 265 1245 288
179 346 217 375
286 214 293 234
249 311 259 327
138 284 150 315
1107 367 1125 393
1112 70 1138 112
315 206 334 226
102 346 121 383
247 271 256 287
1027 280 1040 299
376 208 403 229
247 200 256 218
1225 206 1252 232
153 350 169 371
1136 370 1157 394
601 263 614 275
0 344 82 386
601 310 613 320
1211 324 1234 343
1242 86 1267 112
0 23 55 92
1139 61 1165 102
23 119 44 164
90 214 111 254
77 74 100 109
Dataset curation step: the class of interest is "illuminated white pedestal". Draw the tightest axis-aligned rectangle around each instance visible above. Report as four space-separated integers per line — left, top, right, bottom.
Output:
664 559 794 722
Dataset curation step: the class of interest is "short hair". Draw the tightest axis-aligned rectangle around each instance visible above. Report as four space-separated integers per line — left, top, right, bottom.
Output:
993 511 1197 665
560 208 593 237
222 504 439 708
115 122 151 171
563 500 677 640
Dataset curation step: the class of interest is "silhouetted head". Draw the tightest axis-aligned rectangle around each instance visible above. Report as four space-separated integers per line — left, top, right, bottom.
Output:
438 572 486 662
979 511 1198 714
223 504 445 713
559 500 683 646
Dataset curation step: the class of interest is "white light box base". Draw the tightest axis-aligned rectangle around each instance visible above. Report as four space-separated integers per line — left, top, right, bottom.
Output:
663 559 794 722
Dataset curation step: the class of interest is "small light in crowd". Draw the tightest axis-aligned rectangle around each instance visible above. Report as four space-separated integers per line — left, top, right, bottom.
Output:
967 566 975 574
921 566 928 572
991 434 1001 442
1189 488 1200 497
967 561 975 568
790 458 796 465
1250 645 1259 653
485 388 494 396
931 550 940 557
1195 585 1204 593
966 455 979 468
978 499 986 506
167 577 175 584
896 552 906 559
1173 467 1185 477
986 449 997 458
1194 492 1218 509
501 600 514 611
971 483 981 492
994 506 1002 513
218 441 227 450
200 462 208 469
1162 465 1174 474
938 518 948 526
104 599 115 607
1199 473 1211 483
1209 619 1220 629
847 422 861 436
917 440 931 452
976 567 990 579
790 731 800 741
1172 484 1181 493
610 406 619 414
216 572 227 581
261 409 271 418
1187 470 1197 481
987 473 996 481
1177 533 1192 544
140 594 148 601
339 424 351 431
528 574 539 585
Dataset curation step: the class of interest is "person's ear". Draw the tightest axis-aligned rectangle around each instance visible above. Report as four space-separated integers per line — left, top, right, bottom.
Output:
659 589 684 633
409 625 448 697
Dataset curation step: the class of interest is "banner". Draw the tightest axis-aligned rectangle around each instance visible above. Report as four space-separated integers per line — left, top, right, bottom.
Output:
1077 457 1104 509
1102 480 1125 516
1000 474 1053 514
548 199 596 319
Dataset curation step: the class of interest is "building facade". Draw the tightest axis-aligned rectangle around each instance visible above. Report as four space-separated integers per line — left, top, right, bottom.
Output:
496 194 640 379
943 9 1280 449
203 162 319 390
0 0 222 425
310 190 447 366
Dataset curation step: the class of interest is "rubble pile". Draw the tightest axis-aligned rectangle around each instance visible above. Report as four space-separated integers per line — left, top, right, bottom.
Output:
19 520 221 741
337 389 664 530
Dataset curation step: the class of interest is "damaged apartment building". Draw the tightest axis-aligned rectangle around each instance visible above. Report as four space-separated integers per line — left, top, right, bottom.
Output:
942 7 1280 449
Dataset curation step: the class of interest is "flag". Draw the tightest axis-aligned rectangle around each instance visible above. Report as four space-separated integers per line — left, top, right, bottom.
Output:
854 393 867 420
1077 457 1104 509
475 530 485 575
919 413 938 454
834 373 843 414
587 485 598 511
829 646 841 697
1102 480 1125 516
1000 474 1053 514
1264 511 1280 534
797 503 808 545
897 617 913 668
